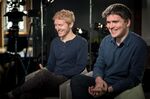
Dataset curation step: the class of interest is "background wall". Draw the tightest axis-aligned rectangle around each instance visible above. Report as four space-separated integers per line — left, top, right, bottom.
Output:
142 0 150 46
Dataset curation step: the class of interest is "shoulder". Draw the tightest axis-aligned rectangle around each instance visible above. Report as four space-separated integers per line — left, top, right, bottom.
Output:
130 32 147 46
75 35 88 44
128 32 148 53
51 37 59 44
101 34 112 44
49 37 60 47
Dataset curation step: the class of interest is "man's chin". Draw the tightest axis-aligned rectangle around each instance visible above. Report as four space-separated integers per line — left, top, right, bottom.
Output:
111 35 116 38
58 34 64 37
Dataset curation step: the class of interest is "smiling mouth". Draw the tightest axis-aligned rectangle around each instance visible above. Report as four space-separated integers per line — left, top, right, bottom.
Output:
58 29 63 32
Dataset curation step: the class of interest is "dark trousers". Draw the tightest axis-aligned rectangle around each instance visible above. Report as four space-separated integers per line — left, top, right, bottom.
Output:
70 74 117 99
11 69 68 99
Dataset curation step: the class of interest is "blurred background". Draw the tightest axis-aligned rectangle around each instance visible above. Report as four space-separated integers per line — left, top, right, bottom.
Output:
0 0 150 98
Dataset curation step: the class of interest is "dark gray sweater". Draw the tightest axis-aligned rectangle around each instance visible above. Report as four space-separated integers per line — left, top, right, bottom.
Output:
47 35 88 78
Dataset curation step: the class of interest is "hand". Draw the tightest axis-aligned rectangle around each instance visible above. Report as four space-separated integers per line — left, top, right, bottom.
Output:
88 86 96 96
88 76 108 97
88 85 105 97
95 77 108 92
39 64 44 69
108 86 113 93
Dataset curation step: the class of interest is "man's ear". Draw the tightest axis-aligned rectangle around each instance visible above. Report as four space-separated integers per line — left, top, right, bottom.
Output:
69 22 74 28
127 19 131 27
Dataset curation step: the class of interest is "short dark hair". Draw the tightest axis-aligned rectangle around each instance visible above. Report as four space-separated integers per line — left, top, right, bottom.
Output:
102 3 132 21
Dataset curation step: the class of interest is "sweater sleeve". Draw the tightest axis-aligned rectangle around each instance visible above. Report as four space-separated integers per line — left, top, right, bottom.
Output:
112 41 148 93
46 39 56 72
93 40 106 78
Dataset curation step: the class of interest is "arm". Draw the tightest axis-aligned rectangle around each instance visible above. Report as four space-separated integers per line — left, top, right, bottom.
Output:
46 39 56 72
89 41 108 97
111 42 148 93
93 40 106 78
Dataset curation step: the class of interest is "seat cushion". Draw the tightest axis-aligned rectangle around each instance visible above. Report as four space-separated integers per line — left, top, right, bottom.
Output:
115 83 145 99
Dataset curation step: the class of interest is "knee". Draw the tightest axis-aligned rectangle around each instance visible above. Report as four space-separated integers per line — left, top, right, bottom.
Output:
70 74 85 87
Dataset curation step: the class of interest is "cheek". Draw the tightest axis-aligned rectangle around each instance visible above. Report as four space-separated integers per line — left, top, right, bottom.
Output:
66 28 70 33
55 25 59 30
106 24 109 28
63 25 69 31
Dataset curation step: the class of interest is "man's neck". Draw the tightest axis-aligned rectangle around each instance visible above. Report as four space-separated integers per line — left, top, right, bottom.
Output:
61 32 76 43
116 32 128 46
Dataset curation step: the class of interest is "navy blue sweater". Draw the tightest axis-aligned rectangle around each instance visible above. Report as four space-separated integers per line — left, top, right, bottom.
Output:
93 32 148 93
46 35 88 78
